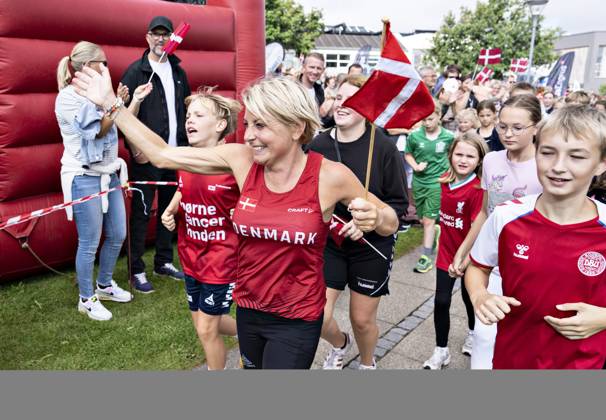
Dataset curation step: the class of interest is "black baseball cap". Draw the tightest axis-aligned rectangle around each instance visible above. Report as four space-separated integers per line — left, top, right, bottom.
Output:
148 16 173 32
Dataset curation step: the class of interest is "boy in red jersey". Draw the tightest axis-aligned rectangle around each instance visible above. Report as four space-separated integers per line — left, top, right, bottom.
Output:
466 105 606 369
161 89 241 370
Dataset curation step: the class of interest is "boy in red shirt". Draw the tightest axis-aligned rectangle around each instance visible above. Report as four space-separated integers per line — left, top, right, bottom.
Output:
466 105 606 369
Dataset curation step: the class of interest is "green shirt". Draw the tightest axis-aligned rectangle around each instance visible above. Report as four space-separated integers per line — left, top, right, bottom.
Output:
405 127 454 188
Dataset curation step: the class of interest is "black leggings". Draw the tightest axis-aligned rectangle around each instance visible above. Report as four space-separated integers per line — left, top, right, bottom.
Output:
236 307 323 369
434 268 475 347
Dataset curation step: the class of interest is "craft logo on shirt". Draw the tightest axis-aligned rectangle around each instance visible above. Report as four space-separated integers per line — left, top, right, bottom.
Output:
456 201 465 214
513 244 530 260
577 251 606 277
238 196 258 212
288 207 313 214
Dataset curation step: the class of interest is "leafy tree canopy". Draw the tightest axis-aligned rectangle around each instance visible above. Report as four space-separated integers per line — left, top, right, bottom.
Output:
266 0 324 54
429 0 562 76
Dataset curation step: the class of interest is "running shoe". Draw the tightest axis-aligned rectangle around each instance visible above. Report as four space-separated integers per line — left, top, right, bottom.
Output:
322 332 353 370
131 272 155 294
154 262 185 280
423 347 450 370
398 223 411 234
462 331 474 356
413 255 433 273
358 359 377 370
96 280 133 303
78 295 112 321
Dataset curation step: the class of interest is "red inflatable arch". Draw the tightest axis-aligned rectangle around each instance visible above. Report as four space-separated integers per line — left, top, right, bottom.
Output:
0 0 264 281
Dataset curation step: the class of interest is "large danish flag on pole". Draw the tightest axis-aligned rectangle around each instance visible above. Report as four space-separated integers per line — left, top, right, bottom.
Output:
342 22 435 129
477 48 502 65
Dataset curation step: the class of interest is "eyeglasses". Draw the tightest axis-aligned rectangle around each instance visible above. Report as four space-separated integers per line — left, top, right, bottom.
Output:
495 123 535 136
148 32 171 40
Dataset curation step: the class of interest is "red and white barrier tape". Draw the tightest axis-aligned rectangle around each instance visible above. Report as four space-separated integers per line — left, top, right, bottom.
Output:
0 181 178 231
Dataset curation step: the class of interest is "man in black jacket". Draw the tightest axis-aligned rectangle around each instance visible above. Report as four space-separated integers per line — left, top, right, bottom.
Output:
121 15 191 293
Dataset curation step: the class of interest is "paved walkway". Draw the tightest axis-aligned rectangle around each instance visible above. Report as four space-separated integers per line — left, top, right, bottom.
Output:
203 241 472 370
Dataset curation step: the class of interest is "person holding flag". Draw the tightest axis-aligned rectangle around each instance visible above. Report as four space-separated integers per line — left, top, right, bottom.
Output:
71 67 400 369
309 74 408 370
121 16 191 293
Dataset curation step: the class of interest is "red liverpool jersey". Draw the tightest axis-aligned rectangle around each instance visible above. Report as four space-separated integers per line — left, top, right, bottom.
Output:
231 151 329 321
177 171 239 284
436 174 483 272
471 194 606 369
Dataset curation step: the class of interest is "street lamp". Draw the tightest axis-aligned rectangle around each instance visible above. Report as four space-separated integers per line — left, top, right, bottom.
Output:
525 0 549 83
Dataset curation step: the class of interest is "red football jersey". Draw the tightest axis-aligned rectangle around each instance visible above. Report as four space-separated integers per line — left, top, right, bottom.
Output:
471 195 606 369
436 174 483 272
176 171 239 284
231 152 329 321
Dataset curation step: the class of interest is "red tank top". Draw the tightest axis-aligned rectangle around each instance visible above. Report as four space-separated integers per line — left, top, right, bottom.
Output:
231 151 329 321
177 171 239 284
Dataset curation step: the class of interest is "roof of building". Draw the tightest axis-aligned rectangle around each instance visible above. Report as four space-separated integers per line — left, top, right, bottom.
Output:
316 24 436 49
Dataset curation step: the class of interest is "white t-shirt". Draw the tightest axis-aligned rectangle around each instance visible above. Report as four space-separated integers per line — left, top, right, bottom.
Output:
149 59 177 147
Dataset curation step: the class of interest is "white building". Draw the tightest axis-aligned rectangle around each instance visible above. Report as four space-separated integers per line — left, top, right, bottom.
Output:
313 24 436 76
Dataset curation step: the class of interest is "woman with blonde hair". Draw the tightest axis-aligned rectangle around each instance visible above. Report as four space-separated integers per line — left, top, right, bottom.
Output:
72 67 399 369
55 41 151 320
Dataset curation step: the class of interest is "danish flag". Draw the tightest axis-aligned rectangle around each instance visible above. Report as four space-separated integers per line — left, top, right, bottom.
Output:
477 48 502 65
163 22 191 55
342 22 435 129
510 58 529 73
475 67 493 83
238 197 258 212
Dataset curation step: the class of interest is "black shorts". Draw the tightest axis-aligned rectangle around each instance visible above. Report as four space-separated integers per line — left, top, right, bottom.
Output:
184 275 235 316
323 236 395 297
236 307 323 369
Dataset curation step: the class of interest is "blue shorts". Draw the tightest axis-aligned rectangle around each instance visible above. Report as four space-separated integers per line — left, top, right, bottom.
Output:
184 275 235 316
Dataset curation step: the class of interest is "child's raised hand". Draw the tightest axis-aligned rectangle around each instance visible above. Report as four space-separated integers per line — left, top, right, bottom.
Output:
116 82 130 103
472 291 521 325
133 83 153 103
544 303 606 340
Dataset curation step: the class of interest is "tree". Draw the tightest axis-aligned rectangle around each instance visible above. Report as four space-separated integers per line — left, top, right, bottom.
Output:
265 0 324 54
428 0 562 76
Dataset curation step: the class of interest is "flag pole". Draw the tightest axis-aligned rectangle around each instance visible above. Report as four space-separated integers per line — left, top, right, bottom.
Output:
363 18 389 200
147 51 167 84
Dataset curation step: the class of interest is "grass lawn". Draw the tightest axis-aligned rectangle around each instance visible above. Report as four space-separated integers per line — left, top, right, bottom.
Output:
0 227 422 370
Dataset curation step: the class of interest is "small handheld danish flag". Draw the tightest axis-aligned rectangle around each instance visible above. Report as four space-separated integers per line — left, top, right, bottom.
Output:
510 58 529 73
475 67 494 83
163 22 191 55
477 48 502 65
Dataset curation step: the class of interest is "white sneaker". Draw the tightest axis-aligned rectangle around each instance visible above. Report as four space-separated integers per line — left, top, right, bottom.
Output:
322 332 353 370
423 347 450 370
462 331 474 356
96 280 133 303
358 359 377 370
78 295 112 321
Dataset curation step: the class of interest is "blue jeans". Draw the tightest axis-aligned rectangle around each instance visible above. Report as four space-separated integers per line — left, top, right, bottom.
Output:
71 174 126 299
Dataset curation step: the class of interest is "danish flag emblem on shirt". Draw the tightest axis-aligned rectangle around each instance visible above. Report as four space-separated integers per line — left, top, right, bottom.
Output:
342 22 435 129
238 197 258 212
510 58 529 73
477 48 502 65
163 22 191 55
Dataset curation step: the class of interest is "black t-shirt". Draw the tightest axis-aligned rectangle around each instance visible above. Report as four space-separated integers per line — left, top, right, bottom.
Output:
309 127 408 245
477 127 504 152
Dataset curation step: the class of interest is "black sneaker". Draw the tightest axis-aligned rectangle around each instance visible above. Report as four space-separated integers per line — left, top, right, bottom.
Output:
154 263 185 280
398 223 411 234
130 272 154 294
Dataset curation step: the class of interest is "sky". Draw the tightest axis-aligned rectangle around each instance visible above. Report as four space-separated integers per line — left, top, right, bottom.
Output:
297 0 605 35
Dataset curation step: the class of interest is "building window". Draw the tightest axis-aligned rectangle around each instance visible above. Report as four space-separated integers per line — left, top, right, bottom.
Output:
596 46 606 78
324 53 353 70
